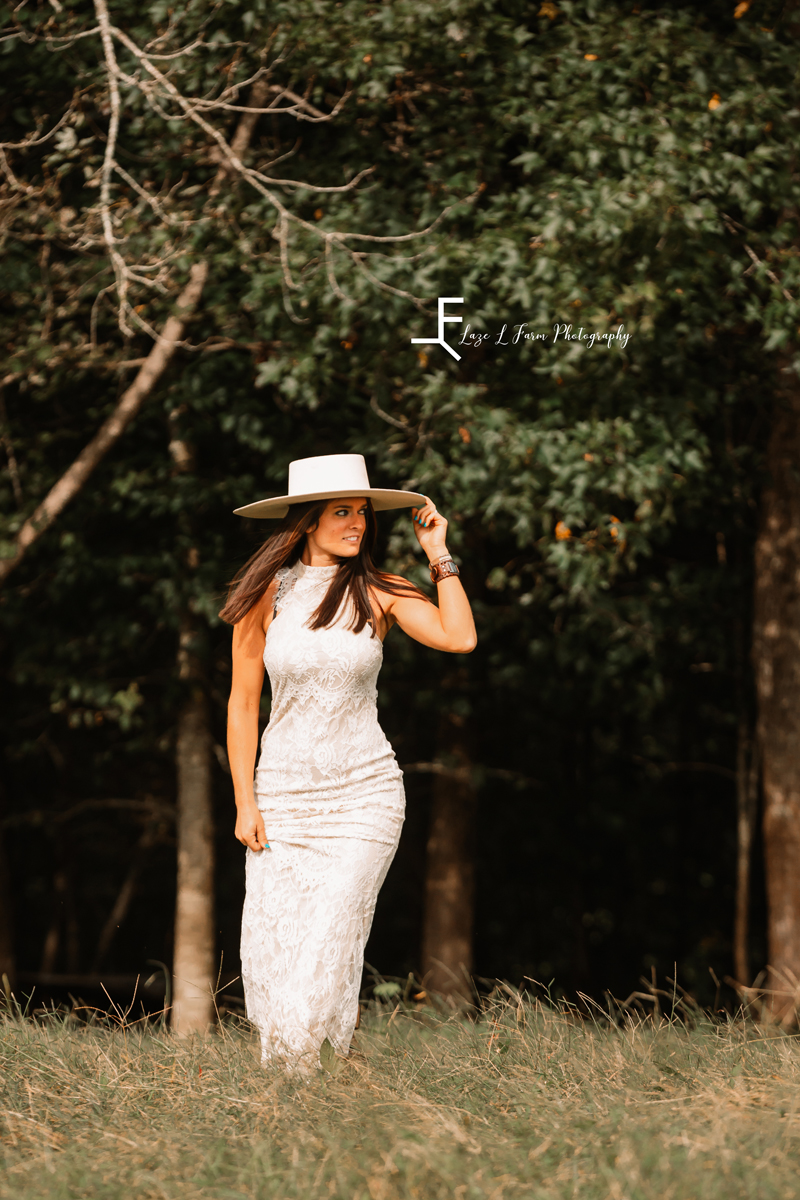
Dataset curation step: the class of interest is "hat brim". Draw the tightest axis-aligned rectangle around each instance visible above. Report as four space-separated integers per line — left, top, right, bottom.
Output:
233 487 426 520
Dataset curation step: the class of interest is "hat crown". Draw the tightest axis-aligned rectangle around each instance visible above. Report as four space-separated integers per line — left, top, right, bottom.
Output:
287 454 371 499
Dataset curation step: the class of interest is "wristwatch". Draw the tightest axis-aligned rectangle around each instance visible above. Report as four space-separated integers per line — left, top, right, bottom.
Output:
429 554 460 584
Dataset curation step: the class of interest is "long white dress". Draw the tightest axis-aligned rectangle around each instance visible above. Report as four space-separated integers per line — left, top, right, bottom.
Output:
240 560 405 1068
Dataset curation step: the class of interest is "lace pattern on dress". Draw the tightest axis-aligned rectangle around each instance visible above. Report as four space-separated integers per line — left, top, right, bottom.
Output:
241 559 405 1072
272 566 295 617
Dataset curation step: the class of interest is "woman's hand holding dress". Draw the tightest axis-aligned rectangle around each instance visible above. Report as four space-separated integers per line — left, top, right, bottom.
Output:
235 801 269 853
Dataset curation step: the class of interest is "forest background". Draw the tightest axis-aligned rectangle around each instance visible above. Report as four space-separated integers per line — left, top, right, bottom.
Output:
2 0 800 1030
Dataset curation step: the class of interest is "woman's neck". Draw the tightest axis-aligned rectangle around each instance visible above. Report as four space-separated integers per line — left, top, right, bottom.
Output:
300 547 339 567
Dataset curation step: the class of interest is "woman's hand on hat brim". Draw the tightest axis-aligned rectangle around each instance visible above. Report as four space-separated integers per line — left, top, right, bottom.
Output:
412 498 448 561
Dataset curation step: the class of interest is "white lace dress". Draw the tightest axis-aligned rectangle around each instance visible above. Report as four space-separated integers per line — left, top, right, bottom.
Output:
240 560 405 1068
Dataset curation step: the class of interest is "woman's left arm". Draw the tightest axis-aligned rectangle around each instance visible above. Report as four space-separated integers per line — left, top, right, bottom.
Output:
381 498 477 654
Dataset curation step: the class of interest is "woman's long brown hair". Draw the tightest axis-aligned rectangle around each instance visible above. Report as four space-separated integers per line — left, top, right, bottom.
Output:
218 498 429 633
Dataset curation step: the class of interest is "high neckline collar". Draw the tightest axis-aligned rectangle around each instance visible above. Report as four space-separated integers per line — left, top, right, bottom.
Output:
294 559 340 580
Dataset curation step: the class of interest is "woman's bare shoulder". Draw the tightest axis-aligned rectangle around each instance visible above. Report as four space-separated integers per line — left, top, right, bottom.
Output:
377 571 430 595
371 573 410 602
371 574 430 623
233 577 280 638
374 571 410 589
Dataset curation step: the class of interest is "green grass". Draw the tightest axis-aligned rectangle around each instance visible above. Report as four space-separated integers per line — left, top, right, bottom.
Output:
2 994 800 1199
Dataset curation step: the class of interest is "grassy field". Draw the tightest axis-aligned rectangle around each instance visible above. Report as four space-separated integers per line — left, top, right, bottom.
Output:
1 991 800 1199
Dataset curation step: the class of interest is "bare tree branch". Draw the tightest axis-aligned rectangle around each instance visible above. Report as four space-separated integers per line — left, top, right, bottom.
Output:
0 147 36 194
209 77 271 196
0 100 79 149
113 164 179 225
0 386 23 508
1 6 478 372
188 82 353 123
370 395 411 432
0 262 208 587
105 19 474 308
2 797 174 829
325 236 348 301
96 0 136 335
722 213 795 303
92 821 159 970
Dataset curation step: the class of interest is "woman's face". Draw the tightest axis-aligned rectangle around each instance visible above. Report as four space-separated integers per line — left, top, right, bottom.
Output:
306 497 368 562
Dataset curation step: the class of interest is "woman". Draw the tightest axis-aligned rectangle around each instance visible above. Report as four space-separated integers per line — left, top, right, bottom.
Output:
220 454 476 1069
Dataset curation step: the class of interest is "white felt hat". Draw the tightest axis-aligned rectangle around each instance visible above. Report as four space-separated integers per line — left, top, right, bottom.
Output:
233 454 426 519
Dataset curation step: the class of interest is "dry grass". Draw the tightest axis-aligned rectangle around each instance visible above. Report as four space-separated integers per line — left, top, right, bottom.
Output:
2 993 800 1199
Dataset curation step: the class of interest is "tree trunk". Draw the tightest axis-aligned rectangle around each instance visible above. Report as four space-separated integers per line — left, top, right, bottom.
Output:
171 617 216 1034
753 369 800 1021
566 719 592 998
420 703 477 1005
0 830 16 995
163 85 273 1031
733 712 759 987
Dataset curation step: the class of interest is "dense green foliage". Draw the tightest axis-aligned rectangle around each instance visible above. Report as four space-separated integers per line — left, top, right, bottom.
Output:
1 0 798 1000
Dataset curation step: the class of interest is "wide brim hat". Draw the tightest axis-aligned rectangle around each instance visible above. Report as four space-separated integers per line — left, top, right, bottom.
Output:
233 453 426 519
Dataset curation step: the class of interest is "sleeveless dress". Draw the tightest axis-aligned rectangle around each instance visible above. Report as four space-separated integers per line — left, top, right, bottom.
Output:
240 560 405 1069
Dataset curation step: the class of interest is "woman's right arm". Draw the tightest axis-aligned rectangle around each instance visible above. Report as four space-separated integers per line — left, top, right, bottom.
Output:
228 583 276 852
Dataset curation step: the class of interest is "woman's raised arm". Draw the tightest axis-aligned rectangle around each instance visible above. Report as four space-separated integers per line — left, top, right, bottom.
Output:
381 498 477 654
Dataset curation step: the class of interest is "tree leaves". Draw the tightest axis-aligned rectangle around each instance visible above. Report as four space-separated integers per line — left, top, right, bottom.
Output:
0 0 792 992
